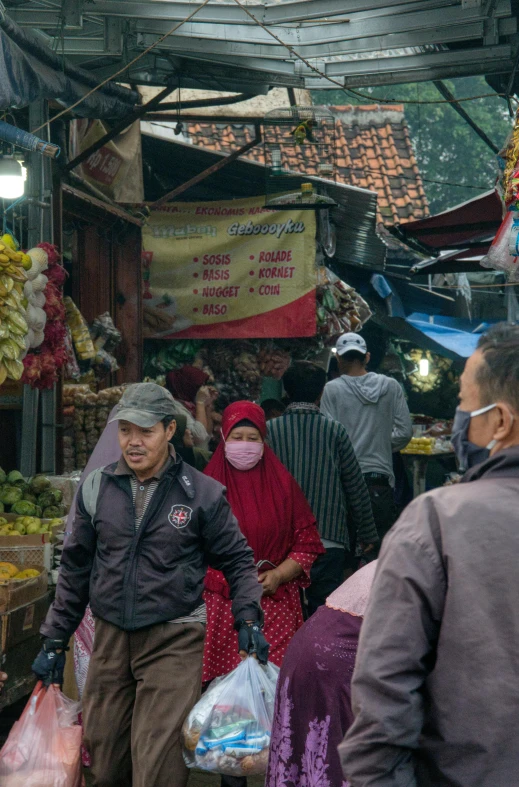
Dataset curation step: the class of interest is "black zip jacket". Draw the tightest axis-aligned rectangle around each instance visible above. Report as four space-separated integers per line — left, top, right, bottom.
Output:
42 455 262 639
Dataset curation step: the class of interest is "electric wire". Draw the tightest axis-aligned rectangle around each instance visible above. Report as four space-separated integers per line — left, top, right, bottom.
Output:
229 0 518 108
31 0 213 133
26 0 517 135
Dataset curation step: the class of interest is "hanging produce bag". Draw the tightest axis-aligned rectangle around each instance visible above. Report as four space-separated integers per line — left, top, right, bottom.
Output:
0 682 82 787
481 210 519 282
183 657 279 777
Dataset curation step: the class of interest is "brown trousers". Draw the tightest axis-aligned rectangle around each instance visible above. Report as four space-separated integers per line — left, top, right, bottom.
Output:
82 618 205 787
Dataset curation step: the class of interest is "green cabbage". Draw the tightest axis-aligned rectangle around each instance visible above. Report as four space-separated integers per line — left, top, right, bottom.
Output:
11 501 37 516
0 486 23 506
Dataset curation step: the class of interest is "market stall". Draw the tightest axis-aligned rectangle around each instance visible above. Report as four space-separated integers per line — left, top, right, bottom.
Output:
0 468 74 711
140 195 372 423
377 338 459 495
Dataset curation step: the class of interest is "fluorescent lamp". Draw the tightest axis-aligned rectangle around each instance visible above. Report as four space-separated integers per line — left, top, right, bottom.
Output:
0 157 24 199
419 358 429 377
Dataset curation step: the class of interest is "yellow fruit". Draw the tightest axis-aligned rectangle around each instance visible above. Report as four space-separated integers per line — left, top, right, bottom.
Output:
0 254 9 264
0 562 19 578
3 246 22 263
0 340 19 360
21 254 32 271
4 293 22 310
1 234 17 251
13 569 40 580
0 364 7 387
5 266 26 282
6 312 27 335
0 274 13 293
9 334 25 352
3 358 23 381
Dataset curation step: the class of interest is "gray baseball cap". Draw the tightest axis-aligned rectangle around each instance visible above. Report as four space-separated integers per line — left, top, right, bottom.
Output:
335 332 367 356
109 383 177 428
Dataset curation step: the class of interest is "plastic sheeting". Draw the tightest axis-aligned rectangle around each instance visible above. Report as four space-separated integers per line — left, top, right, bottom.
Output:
405 313 496 358
0 13 137 118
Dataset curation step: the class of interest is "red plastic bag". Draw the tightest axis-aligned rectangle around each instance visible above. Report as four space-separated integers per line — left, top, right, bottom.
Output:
0 682 82 787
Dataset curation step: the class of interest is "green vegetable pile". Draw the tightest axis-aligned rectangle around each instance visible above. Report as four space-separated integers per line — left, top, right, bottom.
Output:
0 470 66 518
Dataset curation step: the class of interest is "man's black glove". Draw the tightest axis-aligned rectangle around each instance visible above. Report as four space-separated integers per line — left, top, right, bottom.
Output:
236 621 270 665
32 638 68 687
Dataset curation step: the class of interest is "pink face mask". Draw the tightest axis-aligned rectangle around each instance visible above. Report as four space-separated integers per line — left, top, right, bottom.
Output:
224 441 264 471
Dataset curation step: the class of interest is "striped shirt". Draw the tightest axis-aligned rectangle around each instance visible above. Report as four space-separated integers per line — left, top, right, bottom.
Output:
267 403 378 548
115 448 206 625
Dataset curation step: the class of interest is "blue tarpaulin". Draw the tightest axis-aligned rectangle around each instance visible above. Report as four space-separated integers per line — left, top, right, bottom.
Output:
405 313 496 358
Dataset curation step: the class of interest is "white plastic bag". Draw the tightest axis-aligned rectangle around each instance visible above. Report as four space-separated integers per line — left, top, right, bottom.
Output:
481 210 519 282
183 658 279 777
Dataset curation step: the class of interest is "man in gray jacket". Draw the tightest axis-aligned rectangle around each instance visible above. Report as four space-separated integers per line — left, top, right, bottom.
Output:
33 383 266 787
340 323 519 787
321 333 412 544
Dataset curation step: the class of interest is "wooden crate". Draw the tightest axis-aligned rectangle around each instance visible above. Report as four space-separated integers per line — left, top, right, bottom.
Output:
0 593 54 712
0 513 65 544
0 568 48 614
0 593 52 652
0 634 41 713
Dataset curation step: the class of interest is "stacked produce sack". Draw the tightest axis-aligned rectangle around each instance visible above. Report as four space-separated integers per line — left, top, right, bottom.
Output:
62 384 125 472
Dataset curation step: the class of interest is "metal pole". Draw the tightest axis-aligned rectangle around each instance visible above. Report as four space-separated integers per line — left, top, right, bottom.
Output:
20 100 55 477
38 103 56 476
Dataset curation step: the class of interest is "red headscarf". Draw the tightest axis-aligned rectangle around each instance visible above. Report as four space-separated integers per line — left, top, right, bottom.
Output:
204 401 321 584
166 365 209 414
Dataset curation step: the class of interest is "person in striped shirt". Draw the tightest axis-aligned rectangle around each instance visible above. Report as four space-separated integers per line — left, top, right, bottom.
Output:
267 361 378 615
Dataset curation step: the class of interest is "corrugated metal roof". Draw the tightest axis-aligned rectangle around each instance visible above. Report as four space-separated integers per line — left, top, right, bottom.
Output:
141 129 386 269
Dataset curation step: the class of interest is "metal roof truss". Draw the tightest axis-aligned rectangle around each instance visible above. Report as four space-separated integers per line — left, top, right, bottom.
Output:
4 0 518 91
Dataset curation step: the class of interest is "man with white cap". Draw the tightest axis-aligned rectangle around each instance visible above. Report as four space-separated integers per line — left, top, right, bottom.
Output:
34 382 266 787
321 333 412 545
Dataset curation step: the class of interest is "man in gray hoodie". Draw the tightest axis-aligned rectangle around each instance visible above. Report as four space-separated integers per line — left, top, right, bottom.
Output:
321 333 412 544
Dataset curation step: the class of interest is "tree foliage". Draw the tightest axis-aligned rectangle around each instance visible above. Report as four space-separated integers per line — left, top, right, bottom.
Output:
312 77 513 214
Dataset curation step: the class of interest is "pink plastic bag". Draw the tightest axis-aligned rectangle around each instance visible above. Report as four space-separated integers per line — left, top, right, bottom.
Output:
0 682 82 787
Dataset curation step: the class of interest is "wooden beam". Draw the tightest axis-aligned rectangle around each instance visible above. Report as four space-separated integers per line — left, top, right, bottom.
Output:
63 83 174 173
150 124 262 208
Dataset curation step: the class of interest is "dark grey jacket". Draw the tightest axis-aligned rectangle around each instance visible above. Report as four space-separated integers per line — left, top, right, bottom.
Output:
42 455 262 640
340 447 519 787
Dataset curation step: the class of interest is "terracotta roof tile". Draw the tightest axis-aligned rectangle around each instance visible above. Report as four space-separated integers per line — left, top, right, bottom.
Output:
186 105 428 224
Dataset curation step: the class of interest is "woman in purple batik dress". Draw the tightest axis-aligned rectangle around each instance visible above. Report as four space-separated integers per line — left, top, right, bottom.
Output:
266 561 377 787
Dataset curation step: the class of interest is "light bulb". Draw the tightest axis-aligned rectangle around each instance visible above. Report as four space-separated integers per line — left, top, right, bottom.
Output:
419 358 429 377
0 158 24 199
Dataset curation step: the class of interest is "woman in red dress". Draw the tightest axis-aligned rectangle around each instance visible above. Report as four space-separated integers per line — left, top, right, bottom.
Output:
202 400 324 684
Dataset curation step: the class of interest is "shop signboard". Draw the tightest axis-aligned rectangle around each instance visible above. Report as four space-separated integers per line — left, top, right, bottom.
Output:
142 196 316 339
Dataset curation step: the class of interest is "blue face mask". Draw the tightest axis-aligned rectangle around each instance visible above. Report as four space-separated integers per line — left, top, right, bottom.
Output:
451 403 498 472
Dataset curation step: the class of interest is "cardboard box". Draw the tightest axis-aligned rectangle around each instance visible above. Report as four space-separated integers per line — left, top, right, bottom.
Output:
0 514 64 546
0 593 52 652
0 568 48 614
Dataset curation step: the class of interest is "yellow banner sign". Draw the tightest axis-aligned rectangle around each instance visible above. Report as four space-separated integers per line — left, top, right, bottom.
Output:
142 196 316 339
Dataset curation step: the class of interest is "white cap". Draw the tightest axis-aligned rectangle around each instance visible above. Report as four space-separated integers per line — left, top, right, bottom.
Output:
335 332 367 357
